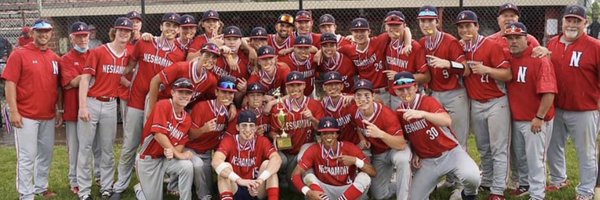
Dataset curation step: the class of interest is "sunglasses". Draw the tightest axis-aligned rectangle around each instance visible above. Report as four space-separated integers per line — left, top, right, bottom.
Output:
418 10 437 17
173 81 193 89
504 26 526 35
385 15 405 23
394 78 416 86
279 15 295 24
219 81 236 90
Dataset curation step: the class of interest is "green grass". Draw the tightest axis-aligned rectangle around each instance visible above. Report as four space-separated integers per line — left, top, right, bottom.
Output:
0 135 581 200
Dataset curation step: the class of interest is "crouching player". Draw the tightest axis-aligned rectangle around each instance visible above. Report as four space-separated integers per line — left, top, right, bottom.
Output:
212 110 282 200
292 117 377 200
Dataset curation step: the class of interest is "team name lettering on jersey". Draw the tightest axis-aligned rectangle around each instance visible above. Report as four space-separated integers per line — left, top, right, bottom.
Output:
212 66 233 77
318 165 349 176
232 156 256 167
386 56 408 69
336 115 352 127
517 66 527 83
301 70 315 79
102 64 126 74
167 122 185 140
404 119 428 134
352 54 377 68
285 119 312 130
569 51 582 67
143 53 174 67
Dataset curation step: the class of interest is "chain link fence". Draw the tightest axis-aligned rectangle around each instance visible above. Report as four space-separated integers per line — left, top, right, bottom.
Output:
0 0 593 55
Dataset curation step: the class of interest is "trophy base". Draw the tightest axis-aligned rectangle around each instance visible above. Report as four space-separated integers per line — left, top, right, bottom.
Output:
276 137 293 150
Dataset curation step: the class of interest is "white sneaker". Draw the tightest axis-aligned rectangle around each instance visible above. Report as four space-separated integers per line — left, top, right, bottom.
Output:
449 188 463 200
507 178 519 190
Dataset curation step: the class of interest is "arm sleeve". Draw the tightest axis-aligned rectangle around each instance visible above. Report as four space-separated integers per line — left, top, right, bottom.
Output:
149 102 171 135
1 51 22 83
82 49 98 76
160 62 182 85
536 58 558 94
216 136 234 157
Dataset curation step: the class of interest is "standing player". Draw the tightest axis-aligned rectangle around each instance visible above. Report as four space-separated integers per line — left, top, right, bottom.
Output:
293 10 321 48
320 71 358 144
188 10 223 60
214 26 251 80
318 14 351 47
316 33 356 94
392 72 480 200
177 14 198 53
292 117 376 200
277 35 316 96
248 45 291 96
350 79 410 200
248 27 269 51
77 17 133 200
504 22 557 200
212 110 282 200
4 18 62 199
269 14 295 55
60 21 91 194
546 5 600 200
135 78 195 200
456 10 512 200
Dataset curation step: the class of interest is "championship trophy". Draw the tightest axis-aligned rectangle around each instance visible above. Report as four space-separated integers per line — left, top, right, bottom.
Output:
275 95 292 150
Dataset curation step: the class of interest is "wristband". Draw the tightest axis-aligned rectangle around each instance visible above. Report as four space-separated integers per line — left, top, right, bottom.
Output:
258 170 271 181
215 162 230 175
301 186 310 195
450 61 465 69
228 172 241 183
535 115 544 120
355 158 365 168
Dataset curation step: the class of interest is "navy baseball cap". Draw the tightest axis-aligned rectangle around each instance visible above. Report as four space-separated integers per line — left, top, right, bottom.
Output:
319 14 336 26
250 27 268 39
498 3 520 16
114 17 133 30
320 32 337 44
350 18 370 30
286 71 305 85
257 46 276 59
203 10 220 21
318 116 340 132
70 21 90 35
162 12 181 24
564 5 586 20
296 10 312 21
201 43 221 56
353 79 373 92
238 110 257 124
385 11 406 25
503 22 528 36
223 26 243 38
417 5 438 19
32 19 53 30
456 10 479 24
179 14 198 27
294 35 312 47
322 71 343 84
247 83 266 94
393 72 417 89
127 11 143 21
217 76 237 92
173 78 194 91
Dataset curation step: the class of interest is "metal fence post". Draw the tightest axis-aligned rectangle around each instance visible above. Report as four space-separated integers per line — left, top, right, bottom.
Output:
141 0 146 16
299 0 303 10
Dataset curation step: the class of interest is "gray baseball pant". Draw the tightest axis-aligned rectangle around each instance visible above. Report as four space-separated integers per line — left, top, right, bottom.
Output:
431 88 470 148
190 150 214 199
113 107 144 193
136 155 194 200
512 120 552 200
303 172 371 200
65 121 78 188
368 148 412 200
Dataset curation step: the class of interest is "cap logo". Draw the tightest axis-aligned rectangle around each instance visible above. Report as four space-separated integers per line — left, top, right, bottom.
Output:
170 15 176 20
293 74 299 79
263 48 270 54
460 13 466 19
251 84 259 90
356 21 362 27
358 81 365 86
209 12 214 17
507 4 512 8
301 38 306 43
78 24 84 31
570 6 579 14
257 30 262 35
329 73 336 80
122 20 128 25
229 29 235 34
185 17 191 23
325 120 332 127
323 16 329 21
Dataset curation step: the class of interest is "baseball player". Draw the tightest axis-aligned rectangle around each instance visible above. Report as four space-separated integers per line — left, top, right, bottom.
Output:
456 10 512 200
214 26 251 80
350 79 410 200
292 10 321 49
77 17 133 199
4 18 62 200
212 110 282 200
292 117 376 200
317 14 352 47
269 14 295 55
248 45 292 96
112 12 186 198
316 33 356 94
226 83 271 137
278 35 317 96
248 27 269 51
392 72 480 200
546 5 600 200
135 78 195 200
188 10 223 60
504 22 557 200
60 21 91 194
186 76 239 199
381 10 428 109
320 71 358 144
177 14 198 53
127 11 143 42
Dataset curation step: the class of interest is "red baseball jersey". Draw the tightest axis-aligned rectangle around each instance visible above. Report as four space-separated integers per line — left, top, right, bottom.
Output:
18 36 33 47
418 32 466 92
396 95 458 158
128 39 186 110
268 34 295 54
337 36 352 47
213 52 251 80
317 52 356 94
186 100 232 153
463 36 510 101
60 49 89 121
547 34 600 111
507 46 557 121
269 97 325 155
248 63 291 95
298 142 369 186
278 53 317 96
159 61 218 105
351 102 403 154
176 37 192 53
188 34 210 53
217 135 276 179
2 43 61 119
487 32 540 59
321 97 359 144
386 39 427 94
339 33 390 89
139 99 192 158
83 44 130 98
226 107 271 136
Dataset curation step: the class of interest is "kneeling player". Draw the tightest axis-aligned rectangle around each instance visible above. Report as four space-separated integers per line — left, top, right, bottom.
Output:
392 72 480 200
212 110 282 200
292 117 376 200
